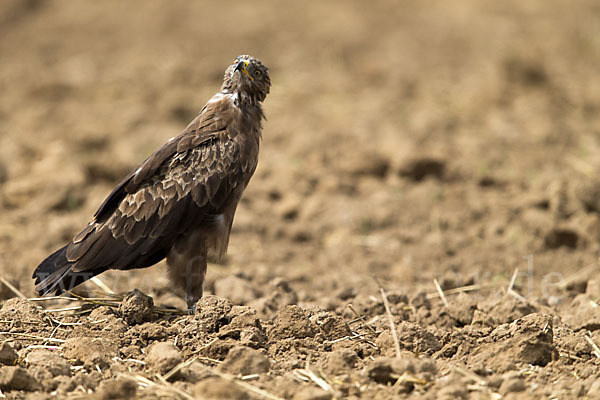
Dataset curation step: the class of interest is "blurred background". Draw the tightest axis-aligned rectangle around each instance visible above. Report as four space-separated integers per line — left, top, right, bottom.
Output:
1 0 600 307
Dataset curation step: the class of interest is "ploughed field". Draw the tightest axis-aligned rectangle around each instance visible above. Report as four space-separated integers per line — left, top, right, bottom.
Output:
0 1 599 398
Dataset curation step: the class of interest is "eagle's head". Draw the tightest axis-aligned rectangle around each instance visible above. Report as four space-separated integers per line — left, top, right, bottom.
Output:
222 55 270 103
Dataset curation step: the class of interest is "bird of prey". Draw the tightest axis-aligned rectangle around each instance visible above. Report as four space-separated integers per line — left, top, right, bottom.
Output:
33 55 270 312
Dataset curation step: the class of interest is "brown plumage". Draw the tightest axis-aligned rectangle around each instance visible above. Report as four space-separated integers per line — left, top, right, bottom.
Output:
33 55 270 311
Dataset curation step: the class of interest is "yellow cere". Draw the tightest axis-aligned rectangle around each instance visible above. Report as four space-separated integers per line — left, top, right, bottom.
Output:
242 60 253 81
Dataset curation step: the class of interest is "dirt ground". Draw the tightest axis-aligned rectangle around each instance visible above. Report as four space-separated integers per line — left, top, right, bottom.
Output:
1 0 600 398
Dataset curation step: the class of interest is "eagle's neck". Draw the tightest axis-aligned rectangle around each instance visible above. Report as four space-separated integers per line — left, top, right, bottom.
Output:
229 88 260 109
216 90 264 143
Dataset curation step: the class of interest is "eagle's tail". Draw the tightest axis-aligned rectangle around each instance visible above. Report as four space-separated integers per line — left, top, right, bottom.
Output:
32 245 106 295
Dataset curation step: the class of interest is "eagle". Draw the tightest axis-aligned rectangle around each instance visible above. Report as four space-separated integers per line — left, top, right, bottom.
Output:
33 55 270 312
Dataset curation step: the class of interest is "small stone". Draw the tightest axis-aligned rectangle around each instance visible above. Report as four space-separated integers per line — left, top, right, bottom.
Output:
146 342 182 375
0 366 41 392
118 289 154 325
0 343 18 366
219 346 270 375
499 377 527 394
292 386 333 400
268 305 318 340
26 350 71 377
214 276 257 305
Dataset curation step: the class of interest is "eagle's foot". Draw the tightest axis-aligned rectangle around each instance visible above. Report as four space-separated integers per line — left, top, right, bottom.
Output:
186 295 199 315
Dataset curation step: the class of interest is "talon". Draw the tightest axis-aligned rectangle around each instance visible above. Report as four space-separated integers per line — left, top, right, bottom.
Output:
186 295 199 314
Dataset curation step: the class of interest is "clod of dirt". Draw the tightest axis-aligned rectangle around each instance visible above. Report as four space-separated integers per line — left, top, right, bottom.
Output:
249 278 298 318
219 306 267 348
587 278 600 299
505 314 557 365
94 377 137 400
193 376 248 400
565 277 588 294
227 306 263 330
576 179 600 214
62 337 118 370
588 379 600 397
274 193 302 221
310 310 351 340
26 350 71 377
377 322 442 356
195 295 233 332
471 296 536 327
268 305 319 340
0 160 7 185
398 157 445 181
0 343 18 366
89 308 128 335
544 228 579 249
0 279 21 301
146 342 182 375
365 357 415 385
448 293 477 326
0 366 41 392
0 298 45 323
339 151 390 179
470 313 557 372
118 289 154 325
84 159 132 185
562 294 600 331
478 175 504 188
327 349 358 374
219 345 270 375
498 376 527 395
437 382 468 400
504 56 548 87
292 386 333 400
131 322 168 341
214 276 258 305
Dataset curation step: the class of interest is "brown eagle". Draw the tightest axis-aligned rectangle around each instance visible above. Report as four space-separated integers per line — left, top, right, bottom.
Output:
33 55 270 312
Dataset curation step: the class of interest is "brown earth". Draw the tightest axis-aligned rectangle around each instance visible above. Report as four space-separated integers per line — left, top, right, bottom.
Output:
1 0 600 399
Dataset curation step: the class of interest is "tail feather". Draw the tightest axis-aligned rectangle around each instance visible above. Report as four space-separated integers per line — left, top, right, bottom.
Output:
32 245 106 295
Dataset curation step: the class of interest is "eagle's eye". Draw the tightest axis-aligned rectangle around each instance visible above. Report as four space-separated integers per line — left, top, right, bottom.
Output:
234 58 240 64
254 70 261 77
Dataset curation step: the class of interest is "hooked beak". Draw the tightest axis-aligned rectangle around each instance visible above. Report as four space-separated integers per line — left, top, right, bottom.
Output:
234 60 254 81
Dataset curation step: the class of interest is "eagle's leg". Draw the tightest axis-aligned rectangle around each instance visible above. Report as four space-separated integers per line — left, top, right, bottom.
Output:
167 234 207 314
